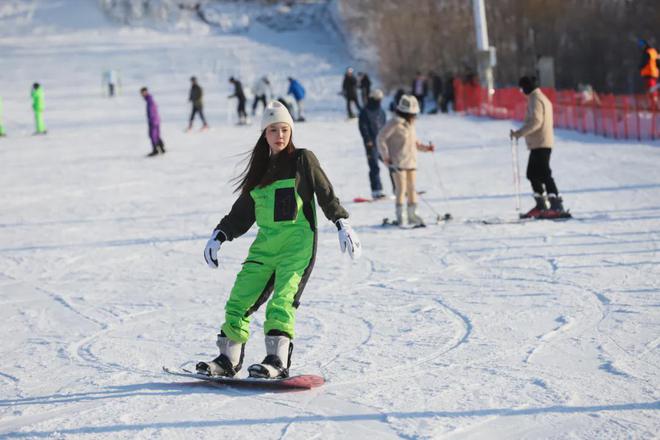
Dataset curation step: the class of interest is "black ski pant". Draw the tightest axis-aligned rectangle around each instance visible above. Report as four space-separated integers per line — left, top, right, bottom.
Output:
413 94 425 113
440 96 453 113
237 98 247 119
189 106 207 126
526 148 558 196
252 94 267 114
345 95 361 118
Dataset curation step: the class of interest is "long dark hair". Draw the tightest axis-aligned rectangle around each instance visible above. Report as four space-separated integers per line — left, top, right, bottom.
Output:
233 131 296 194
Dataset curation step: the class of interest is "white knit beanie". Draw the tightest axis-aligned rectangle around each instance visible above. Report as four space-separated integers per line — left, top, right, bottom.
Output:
260 100 294 132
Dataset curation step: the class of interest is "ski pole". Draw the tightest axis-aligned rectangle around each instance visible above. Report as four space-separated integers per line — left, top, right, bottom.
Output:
423 144 452 222
510 137 521 212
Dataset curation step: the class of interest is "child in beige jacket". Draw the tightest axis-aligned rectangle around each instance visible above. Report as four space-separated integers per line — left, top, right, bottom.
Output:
377 95 434 226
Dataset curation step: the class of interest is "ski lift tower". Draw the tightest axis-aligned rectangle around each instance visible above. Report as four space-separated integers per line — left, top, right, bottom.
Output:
472 0 496 97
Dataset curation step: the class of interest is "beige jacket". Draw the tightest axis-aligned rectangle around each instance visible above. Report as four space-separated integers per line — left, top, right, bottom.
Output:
376 116 419 169
515 88 554 150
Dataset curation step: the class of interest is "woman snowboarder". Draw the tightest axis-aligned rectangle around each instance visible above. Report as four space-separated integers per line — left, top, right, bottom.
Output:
198 101 361 379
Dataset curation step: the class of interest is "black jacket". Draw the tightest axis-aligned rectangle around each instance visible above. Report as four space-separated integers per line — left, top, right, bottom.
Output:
230 80 246 100
189 84 203 108
358 99 386 146
342 74 358 98
216 149 348 241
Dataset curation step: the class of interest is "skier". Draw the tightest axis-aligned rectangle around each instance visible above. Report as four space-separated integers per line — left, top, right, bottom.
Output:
0 96 6 137
411 72 428 114
357 72 371 108
140 87 165 157
377 95 434 226
252 75 273 116
228 77 248 125
198 100 361 379
342 67 361 118
187 76 209 131
358 89 388 200
510 76 568 219
31 83 46 135
104 69 118 97
638 39 659 104
286 77 305 122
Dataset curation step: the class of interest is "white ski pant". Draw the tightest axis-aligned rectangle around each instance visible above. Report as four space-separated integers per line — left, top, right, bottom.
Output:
392 169 417 206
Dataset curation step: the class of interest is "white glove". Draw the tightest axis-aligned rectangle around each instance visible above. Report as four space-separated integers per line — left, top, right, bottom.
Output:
203 229 226 269
336 219 361 260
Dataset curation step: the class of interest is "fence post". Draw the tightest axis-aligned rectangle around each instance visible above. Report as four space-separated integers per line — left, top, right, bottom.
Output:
623 96 629 140
635 95 642 141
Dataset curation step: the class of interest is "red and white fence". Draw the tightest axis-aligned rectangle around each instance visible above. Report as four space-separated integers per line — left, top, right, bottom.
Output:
454 81 660 141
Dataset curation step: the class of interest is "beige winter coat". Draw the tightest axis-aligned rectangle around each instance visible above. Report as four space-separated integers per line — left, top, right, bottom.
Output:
376 116 419 169
514 88 554 150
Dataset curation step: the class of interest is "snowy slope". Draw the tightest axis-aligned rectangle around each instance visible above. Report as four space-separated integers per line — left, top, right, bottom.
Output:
1 1 659 439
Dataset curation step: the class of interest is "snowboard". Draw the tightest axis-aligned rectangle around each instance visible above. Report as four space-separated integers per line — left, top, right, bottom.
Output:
162 366 324 390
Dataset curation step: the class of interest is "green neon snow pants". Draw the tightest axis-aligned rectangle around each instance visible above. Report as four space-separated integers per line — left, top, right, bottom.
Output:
34 111 46 133
221 178 315 343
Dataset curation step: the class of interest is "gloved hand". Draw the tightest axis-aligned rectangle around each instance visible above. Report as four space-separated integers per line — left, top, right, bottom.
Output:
509 129 519 140
336 219 361 260
204 229 226 269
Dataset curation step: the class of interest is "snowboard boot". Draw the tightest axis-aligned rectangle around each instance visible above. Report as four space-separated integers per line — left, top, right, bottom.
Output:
248 334 293 379
407 203 426 227
520 193 549 219
146 150 159 157
392 203 405 226
196 334 245 377
540 194 570 219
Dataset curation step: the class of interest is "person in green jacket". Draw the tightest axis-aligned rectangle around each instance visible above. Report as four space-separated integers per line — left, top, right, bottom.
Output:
197 101 362 379
31 83 46 134
0 96 6 137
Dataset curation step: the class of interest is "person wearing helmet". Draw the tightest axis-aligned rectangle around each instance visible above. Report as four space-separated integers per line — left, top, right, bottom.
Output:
197 101 361 379
376 94 434 226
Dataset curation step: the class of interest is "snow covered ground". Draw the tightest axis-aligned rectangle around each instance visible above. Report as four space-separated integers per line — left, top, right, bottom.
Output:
1 2 659 439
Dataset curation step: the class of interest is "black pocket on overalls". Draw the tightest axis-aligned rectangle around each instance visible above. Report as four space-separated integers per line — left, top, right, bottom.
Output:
274 187 297 221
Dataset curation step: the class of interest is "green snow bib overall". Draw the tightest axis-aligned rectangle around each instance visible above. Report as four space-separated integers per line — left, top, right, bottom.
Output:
221 178 316 343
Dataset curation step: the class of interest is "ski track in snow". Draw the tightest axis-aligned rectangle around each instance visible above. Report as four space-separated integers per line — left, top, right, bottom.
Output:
1 1 660 438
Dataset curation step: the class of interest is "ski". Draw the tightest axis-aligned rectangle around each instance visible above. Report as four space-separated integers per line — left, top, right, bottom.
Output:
353 190 426 204
162 366 324 390
469 213 574 225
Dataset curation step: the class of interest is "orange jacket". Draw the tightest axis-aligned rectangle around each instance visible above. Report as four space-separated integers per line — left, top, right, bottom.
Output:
641 48 659 78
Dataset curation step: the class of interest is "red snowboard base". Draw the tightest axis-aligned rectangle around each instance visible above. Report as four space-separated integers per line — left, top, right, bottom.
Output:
162 366 324 390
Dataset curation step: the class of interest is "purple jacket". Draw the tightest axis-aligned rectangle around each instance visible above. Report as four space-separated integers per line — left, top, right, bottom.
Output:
144 94 160 126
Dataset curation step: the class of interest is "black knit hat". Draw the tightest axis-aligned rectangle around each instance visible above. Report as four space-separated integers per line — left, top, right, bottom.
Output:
518 76 537 95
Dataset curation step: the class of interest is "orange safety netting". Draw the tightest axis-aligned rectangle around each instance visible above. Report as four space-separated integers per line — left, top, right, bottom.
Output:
453 80 660 141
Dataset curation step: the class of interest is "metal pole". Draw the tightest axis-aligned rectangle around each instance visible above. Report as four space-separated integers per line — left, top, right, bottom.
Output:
472 0 494 95
511 138 521 212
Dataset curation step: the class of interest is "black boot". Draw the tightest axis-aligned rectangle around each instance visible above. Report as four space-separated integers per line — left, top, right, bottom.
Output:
541 195 571 219
196 334 245 377
157 140 166 154
248 335 293 379
520 193 548 219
